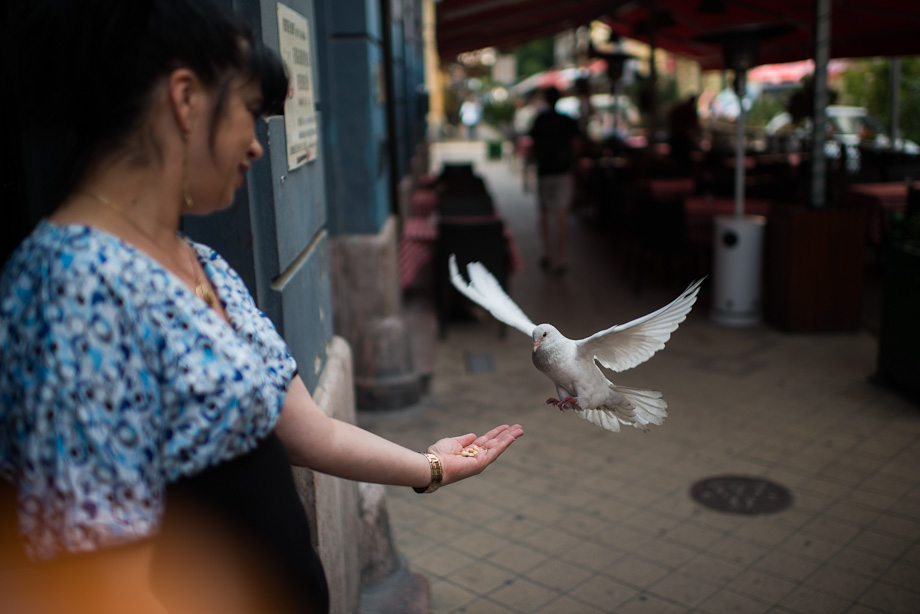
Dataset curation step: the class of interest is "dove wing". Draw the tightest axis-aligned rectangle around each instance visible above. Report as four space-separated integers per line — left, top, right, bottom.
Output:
576 278 704 372
448 255 536 337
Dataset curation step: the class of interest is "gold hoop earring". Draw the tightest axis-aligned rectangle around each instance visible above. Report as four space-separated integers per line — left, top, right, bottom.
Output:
182 130 194 209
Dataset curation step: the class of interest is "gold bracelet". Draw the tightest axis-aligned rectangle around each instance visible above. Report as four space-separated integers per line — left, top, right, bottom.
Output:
413 453 443 494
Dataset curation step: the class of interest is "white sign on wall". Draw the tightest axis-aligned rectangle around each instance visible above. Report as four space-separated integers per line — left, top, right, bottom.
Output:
277 3 317 170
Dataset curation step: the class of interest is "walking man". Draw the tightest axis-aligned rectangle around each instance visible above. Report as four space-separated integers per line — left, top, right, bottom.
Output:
529 86 580 274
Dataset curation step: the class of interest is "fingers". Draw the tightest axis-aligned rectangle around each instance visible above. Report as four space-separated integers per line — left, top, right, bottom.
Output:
455 432 478 447
482 424 524 457
473 423 516 446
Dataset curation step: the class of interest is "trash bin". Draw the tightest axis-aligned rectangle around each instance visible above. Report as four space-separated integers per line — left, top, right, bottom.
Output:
711 214 766 326
486 140 503 160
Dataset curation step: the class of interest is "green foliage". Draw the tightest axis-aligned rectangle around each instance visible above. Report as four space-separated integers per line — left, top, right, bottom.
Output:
748 94 788 127
482 100 515 127
839 56 920 144
514 38 555 79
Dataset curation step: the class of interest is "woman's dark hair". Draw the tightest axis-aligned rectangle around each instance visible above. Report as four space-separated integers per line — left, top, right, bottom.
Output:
8 0 288 216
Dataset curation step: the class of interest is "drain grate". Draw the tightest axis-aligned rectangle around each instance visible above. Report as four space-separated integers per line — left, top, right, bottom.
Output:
690 476 793 515
464 351 495 374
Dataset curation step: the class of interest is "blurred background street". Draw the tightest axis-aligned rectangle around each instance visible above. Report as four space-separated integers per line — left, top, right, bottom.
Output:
361 139 920 614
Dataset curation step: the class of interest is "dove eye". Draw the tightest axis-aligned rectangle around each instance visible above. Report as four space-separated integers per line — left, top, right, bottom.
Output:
542 332 547 338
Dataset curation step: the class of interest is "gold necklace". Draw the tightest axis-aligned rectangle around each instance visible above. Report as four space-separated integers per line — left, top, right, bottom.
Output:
81 191 216 308
184 241 216 307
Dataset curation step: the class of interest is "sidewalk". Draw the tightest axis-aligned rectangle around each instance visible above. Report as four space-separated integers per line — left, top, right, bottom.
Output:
360 140 920 614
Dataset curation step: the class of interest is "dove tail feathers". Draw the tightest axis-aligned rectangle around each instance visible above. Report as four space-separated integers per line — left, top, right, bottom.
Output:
574 386 668 433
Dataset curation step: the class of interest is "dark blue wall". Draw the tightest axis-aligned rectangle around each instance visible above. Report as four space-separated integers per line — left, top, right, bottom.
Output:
313 0 390 236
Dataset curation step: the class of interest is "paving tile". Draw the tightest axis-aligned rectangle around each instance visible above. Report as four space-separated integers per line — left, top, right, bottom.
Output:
516 525 587 557
730 519 796 548
394 527 444 559
778 534 841 564
679 552 747 586
648 572 720 607
415 514 483 545
531 594 604 614
826 546 893 579
798 516 862 545
443 528 514 559
603 556 670 589
804 566 873 601
485 543 549 575
412 545 480 579
593 524 654 554
856 581 920 614
726 569 799 604
523 557 593 593
488 577 560 614
569 574 638 611
821 500 882 527
754 551 821 581
880 560 920 592
451 597 519 614
706 535 772 567
849 527 913 559
480 512 545 541
428 579 478 614
450 560 517 596
846 486 901 511
777 586 852 614
615 592 690 614
871 512 920 541
558 538 625 572
697 589 774 614
660 522 725 551
859 473 916 499
632 539 699 570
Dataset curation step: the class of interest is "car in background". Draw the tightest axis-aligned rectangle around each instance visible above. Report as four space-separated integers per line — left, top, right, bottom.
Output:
766 105 920 154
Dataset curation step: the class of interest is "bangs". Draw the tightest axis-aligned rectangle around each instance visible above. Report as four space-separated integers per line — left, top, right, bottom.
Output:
244 43 289 117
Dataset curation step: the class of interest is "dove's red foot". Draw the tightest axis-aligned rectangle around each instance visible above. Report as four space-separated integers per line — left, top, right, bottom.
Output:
545 397 579 411
558 397 579 410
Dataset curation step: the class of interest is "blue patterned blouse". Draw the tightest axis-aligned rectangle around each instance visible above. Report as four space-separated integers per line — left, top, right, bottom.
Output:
0 221 297 561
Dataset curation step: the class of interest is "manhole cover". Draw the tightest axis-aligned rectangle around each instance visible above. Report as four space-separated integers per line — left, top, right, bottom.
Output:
690 476 793 515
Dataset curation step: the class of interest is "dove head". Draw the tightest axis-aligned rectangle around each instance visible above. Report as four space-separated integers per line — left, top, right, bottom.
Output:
532 324 560 354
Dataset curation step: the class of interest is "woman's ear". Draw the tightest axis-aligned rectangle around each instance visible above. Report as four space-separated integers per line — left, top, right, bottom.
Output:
166 68 203 135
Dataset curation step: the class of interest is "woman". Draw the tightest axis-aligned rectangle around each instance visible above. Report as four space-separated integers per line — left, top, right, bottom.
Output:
0 2 523 612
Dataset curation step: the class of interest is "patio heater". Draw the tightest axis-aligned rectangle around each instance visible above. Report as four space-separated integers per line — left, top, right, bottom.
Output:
694 23 794 326
596 49 634 139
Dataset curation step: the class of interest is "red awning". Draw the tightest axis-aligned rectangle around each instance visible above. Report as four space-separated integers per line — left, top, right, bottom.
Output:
436 0 920 68
436 0 615 60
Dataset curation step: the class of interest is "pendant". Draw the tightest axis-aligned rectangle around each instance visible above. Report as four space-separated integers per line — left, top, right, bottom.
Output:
196 283 216 307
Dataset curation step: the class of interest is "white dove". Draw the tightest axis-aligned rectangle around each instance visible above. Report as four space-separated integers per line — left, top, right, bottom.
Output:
448 255 703 433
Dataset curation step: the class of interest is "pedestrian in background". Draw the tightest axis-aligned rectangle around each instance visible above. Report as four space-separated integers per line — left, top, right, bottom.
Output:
528 86 581 275
460 96 483 140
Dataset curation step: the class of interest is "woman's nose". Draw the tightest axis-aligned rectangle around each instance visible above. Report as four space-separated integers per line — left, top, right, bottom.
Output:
249 135 264 161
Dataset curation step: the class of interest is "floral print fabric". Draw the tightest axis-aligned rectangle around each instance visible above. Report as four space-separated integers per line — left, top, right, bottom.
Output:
0 221 296 560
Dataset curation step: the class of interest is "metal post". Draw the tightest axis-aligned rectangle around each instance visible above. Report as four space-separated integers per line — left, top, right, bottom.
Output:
891 57 902 149
647 0 657 149
810 0 830 209
735 70 746 217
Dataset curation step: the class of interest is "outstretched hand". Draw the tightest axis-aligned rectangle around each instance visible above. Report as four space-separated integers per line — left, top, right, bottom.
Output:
427 424 524 487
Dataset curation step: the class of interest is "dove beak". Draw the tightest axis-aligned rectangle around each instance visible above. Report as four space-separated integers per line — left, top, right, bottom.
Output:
533 340 541 353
